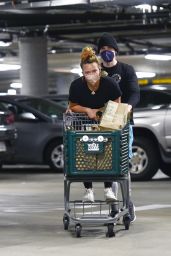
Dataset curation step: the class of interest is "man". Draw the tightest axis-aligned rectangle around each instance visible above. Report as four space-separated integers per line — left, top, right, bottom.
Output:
97 33 140 222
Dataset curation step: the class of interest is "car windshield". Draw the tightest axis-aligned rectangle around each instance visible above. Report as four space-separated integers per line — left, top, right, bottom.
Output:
45 95 68 109
19 98 65 118
54 100 68 109
136 88 171 109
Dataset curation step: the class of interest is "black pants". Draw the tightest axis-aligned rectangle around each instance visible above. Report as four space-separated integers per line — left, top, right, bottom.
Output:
84 182 112 189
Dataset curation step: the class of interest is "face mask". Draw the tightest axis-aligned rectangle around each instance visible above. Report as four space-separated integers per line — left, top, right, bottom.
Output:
100 50 115 62
85 73 99 84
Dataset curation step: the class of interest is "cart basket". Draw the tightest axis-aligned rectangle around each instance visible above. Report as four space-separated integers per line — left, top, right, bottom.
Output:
63 113 129 178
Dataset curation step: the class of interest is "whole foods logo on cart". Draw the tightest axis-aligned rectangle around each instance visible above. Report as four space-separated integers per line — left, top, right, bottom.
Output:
81 135 106 153
87 142 99 152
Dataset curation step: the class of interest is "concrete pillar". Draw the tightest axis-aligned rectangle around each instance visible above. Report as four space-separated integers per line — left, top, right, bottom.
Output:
55 73 79 94
19 36 48 96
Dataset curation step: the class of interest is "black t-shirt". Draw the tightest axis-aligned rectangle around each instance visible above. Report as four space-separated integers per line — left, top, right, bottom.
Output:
102 61 140 108
69 76 122 109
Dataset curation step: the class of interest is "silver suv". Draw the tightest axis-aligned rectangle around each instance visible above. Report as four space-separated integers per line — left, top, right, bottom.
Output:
130 85 171 181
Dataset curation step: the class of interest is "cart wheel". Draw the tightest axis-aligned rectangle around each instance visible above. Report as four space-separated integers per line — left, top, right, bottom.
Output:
63 214 69 230
123 216 130 230
106 224 115 238
75 224 82 238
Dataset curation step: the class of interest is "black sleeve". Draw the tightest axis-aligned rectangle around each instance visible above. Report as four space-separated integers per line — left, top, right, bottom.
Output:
106 76 122 100
124 65 140 107
68 80 80 103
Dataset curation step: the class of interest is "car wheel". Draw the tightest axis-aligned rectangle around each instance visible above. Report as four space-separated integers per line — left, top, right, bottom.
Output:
129 136 159 181
160 163 171 178
45 140 64 172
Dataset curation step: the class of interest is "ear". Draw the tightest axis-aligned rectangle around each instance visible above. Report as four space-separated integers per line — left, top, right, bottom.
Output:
114 50 118 56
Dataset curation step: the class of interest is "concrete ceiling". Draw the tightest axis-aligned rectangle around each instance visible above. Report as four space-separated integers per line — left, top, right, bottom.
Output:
0 0 171 92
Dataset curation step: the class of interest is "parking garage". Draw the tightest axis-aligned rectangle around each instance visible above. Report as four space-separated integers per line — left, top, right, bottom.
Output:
0 1 171 255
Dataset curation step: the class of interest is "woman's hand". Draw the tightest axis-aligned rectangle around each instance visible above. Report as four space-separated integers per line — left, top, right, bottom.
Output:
86 108 99 120
65 107 72 114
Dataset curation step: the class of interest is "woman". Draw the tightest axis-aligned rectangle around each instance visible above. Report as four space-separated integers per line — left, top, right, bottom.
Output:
68 46 122 202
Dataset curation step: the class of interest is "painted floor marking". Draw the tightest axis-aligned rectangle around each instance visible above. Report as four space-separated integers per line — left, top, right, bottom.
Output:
1 204 171 214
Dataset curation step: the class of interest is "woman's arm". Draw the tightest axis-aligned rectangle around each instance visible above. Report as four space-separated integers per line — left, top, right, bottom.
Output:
69 102 99 119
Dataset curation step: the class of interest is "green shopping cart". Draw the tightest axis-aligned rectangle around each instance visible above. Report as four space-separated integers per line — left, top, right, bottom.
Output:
63 113 131 237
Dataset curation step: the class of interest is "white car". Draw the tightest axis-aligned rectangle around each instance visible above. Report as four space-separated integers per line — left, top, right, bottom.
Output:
45 86 171 181
130 85 171 181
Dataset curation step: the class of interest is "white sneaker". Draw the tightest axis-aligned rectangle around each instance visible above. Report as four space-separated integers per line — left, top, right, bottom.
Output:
83 188 94 202
104 188 117 202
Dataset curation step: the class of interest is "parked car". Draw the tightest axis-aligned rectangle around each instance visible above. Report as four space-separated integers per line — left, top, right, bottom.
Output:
0 95 65 171
45 85 171 180
0 108 17 165
131 84 171 180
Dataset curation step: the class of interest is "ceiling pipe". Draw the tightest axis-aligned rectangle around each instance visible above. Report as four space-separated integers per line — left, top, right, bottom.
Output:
1 1 171 10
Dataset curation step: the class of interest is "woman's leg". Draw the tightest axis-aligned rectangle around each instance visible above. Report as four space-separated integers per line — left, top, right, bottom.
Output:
84 182 93 188
83 182 94 202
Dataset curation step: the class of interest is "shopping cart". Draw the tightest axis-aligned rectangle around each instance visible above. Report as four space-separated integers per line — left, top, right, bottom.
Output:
63 113 131 237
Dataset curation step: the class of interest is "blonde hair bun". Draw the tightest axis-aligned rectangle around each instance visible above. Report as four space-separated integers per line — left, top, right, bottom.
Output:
81 47 95 62
80 46 100 66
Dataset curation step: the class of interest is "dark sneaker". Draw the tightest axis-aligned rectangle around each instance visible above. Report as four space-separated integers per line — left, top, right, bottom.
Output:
129 200 136 223
110 204 119 217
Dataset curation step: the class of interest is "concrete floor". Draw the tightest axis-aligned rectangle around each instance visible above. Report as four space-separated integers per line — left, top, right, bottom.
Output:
0 167 171 256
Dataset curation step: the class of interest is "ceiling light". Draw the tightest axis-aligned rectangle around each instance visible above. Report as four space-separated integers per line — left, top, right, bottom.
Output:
7 89 16 95
135 4 157 12
0 64 21 71
136 72 156 78
10 82 22 89
0 41 11 47
51 49 56 54
145 54 171 61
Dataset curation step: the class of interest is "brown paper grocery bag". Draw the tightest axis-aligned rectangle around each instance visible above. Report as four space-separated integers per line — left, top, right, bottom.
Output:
99 101 129 131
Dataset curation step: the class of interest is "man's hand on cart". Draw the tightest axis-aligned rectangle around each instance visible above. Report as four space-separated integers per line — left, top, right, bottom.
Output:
128 104 132 112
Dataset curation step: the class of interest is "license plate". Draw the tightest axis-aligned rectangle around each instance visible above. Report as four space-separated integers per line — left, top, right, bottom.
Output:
0 142 6 152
